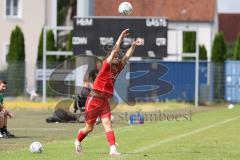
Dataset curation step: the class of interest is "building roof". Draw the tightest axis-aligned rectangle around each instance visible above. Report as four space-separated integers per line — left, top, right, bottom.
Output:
95 0 216 22
219 13 240 43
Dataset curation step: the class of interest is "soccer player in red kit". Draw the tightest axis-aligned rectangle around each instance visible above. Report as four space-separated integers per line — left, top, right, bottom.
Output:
75 29 144 155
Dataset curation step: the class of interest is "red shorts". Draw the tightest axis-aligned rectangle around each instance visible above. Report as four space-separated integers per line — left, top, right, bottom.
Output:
85 96 111 124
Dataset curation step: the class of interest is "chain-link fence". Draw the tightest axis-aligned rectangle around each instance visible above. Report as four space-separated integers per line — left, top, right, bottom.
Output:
36 61 75 98
210 63 225 102
0 62 25 97
0 60 227 103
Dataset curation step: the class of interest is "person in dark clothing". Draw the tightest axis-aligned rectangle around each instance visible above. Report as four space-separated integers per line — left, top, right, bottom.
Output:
0 80 15 138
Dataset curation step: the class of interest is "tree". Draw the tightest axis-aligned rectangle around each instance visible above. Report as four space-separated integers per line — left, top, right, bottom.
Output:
226 43 234 60
37 29 56 62
57 0 71 25
67 31 73 51
7 26 25 62
46 30 56 52
37 29 43 62
211 32 227 63
199 45 207 60
57 31 73 62
211 32 226 101
233 33 240 60
6 26 25 96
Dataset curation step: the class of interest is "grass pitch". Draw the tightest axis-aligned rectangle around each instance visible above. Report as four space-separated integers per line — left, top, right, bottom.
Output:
0 103 239 160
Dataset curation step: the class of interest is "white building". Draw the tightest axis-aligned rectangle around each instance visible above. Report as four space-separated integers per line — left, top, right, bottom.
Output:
0 0 218 97
94 0 218 61
0 0 57 92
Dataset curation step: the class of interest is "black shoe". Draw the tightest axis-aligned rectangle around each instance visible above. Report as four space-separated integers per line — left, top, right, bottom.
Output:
2 130 15 138
0 132 8 138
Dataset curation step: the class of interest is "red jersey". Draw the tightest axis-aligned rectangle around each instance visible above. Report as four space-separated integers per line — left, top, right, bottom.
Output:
93 60 124 97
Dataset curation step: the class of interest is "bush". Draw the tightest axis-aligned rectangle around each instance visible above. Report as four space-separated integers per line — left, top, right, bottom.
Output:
211 32 226 63
37 29 43 62
57 31 73 62
211 32 226 101
67 31 73 51
7 26 25 96
199 45 207 60
57 0 70 26
226 43 234 60
37 29 56 62
46 30 56 51
233 33 240 60
7 26 25 62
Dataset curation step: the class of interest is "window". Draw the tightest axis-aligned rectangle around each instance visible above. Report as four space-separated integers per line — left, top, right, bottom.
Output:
182 31 196 60
5 0 21 18
183 31 196 53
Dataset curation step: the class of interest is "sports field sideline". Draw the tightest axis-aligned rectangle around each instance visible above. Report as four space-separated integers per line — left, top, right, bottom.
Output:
0 101 239 160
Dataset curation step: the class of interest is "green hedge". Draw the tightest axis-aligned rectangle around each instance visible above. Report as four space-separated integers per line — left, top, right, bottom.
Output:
211 32 226 63
233 33 240 60
7 26 25 62
6 26 25 96
199 45 207 60
37 29 56 62
211 32 226 101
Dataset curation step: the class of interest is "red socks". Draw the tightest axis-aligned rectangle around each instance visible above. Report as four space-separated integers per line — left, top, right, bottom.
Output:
77 130 87 142
77 130 116 145
106 131 116 146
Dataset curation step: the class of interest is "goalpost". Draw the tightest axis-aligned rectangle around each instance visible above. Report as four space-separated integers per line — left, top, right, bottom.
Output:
42 26 73 102
167 27 200 106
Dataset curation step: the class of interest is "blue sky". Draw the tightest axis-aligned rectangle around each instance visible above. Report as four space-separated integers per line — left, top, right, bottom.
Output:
218 0 240 13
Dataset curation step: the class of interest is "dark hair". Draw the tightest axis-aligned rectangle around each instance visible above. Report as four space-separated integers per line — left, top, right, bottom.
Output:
96 58 102 63
0 80 7 85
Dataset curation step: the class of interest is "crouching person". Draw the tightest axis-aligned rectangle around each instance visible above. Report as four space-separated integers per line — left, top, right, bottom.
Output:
0 80 15 138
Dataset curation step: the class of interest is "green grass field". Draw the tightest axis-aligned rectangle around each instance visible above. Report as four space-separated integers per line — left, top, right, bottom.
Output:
0 104 239 160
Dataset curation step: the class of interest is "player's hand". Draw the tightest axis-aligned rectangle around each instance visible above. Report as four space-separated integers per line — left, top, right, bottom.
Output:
5 110 13 118
133 38 144 46
8 112 13 118
120 28 130 38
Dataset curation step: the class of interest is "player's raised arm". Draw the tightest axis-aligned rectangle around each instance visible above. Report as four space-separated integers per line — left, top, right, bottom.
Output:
107 29 129 63
122 38 144 65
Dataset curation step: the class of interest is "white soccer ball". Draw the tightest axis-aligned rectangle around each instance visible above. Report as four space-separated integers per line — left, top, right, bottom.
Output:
30 141 43 153
228 104 235 109
118 2 133 16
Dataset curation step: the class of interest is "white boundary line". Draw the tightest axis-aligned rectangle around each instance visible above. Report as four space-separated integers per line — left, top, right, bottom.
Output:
119 115 240 158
